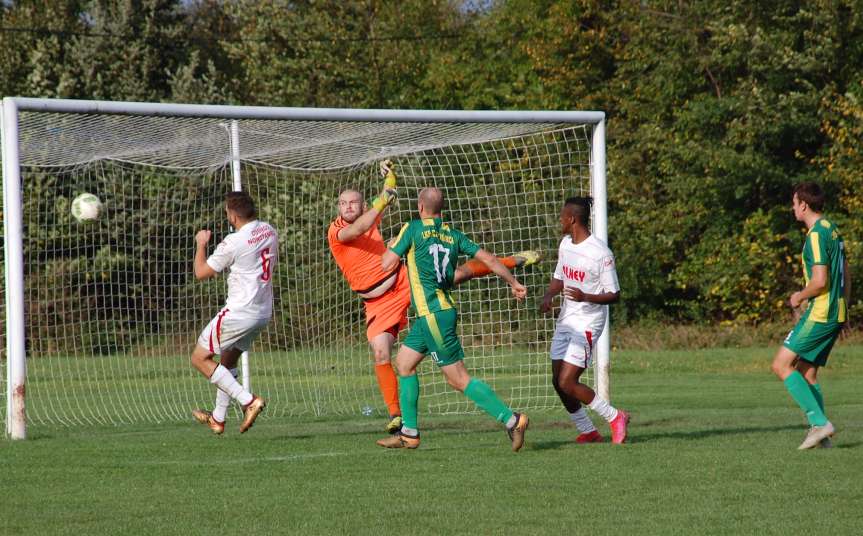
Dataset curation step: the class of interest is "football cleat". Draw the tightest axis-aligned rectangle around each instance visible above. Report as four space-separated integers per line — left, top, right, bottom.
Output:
239 395 266 433
385 415 403 434
376 432 420 449
192 409 225 435
506 412 529 452
610 410 630 444
819 436 833 449
512 250 542 268
798 422 835 450
575 430 603 444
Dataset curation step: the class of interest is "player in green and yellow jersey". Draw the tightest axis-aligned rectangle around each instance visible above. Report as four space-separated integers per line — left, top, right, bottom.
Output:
771 182 851 449
376 187 530 451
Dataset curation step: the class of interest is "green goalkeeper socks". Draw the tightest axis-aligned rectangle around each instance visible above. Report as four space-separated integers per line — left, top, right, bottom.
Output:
399 374 420 433
464 378 514 425
783 372 828 426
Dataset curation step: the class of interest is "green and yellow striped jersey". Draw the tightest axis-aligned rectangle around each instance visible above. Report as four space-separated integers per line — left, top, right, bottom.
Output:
389 217 480 317
802 218 847 323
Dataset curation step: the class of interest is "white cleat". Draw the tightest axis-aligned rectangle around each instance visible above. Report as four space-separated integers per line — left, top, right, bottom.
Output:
798 422 835 450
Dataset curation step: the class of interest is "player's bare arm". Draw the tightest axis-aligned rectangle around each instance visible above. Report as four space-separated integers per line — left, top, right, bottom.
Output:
790 264 827 308
381 249 400 273
563 287 620 304
337 207 378 242
337 160 398 243
193 230 217 280
540 277 564 313
473 249 526 301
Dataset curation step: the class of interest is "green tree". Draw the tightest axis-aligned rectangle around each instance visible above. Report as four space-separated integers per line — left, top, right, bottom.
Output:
62 0 187 101
606 0 862 323
0 1 85 98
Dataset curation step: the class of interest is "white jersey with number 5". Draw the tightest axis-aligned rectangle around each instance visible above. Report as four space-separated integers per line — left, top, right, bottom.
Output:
553 234 619 335
206 220 278 319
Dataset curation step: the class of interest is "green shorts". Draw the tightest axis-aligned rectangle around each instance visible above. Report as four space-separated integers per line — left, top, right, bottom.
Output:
783 315 843 367
402 308 464 367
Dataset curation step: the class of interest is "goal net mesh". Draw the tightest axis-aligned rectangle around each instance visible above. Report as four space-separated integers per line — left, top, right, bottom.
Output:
1 111 595 426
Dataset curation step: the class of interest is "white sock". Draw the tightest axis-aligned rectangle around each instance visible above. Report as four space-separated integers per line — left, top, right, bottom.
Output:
569 408 596 433
400 426 419 437
210 364 253 406
588 396 619 423
212 367 238 423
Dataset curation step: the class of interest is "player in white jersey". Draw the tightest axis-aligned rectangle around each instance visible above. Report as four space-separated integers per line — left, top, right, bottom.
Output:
189 191 277 435
540 196 630 444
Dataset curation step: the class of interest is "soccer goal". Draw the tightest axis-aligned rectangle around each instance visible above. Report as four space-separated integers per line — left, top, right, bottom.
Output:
1 98 608 439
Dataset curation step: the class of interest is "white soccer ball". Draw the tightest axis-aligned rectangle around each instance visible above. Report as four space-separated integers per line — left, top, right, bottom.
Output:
71 193 103 222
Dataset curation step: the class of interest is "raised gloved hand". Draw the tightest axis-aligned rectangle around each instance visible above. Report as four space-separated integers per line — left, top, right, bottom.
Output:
380 159 397 190
372 160 398 212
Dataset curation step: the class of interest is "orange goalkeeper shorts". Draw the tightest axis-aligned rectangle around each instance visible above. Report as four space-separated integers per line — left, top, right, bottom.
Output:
363 266 411 342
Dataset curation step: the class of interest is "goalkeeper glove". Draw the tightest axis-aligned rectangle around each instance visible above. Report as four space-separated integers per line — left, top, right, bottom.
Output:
371 188 397 213
380 159 397 189
372 160 397 212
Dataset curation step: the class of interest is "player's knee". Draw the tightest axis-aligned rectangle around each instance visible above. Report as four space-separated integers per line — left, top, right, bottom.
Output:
446 375 468 392
772 359 798 380
372 346 391 364
770 359 786 378
557 377 573 395
557 369 576 388
551 376 562 392
394 360 414 377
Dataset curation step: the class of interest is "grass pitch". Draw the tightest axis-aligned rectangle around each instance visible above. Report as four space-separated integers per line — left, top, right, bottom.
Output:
2 345 862 535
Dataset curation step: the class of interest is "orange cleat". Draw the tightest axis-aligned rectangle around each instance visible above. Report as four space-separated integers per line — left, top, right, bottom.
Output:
192 409 225 435
239 395 266 433
376 432 420 449
506 412 529 452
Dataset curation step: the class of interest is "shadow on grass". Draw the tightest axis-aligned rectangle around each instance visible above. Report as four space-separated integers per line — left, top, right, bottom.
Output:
528 423 828 450
630 423 805 443
530 439 579 451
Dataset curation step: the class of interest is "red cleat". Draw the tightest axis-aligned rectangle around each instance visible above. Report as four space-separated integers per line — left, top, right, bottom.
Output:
610 410 630 444
575 430 603 444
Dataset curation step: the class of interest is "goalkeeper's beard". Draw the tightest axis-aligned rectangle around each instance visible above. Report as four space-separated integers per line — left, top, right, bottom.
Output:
340 208 363 224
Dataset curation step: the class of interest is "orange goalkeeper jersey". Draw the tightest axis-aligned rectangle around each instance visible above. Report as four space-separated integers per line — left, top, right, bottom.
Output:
328 216 394 293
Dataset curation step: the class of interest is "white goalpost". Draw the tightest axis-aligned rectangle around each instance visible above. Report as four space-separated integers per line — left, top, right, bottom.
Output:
1 98 608 439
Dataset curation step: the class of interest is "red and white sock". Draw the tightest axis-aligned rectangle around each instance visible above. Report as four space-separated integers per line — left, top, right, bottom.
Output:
569 408 597 433
589 396 619 423
212 367 238 423
210 364 253 406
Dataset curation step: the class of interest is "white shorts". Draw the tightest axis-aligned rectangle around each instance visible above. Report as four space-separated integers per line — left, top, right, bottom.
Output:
197 307 270 355
549 326 596 368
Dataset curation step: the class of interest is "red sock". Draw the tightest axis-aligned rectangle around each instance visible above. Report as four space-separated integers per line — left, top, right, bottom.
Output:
374 363 400 417
461 257 516 278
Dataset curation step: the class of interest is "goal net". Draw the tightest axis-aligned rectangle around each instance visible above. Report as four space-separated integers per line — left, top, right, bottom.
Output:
1 100 606 434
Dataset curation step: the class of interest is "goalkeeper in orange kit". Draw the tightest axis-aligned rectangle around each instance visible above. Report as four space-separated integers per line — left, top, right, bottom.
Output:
327 160 540 433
